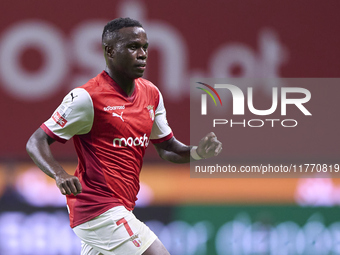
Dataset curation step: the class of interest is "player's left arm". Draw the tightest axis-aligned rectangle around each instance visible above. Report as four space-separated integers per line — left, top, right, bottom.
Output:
151 89 222 163
153 132 222 163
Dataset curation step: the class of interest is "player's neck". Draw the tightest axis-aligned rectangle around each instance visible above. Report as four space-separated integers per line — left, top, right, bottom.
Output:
107 70 135 97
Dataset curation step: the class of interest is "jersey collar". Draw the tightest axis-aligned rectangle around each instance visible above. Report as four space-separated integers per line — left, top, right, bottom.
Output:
101 71 138 102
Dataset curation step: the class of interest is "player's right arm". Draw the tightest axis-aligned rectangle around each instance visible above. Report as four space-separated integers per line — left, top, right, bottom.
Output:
26 87 94 196
26 128 82 196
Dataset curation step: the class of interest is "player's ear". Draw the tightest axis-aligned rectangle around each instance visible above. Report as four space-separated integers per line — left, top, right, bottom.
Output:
105 45 115 58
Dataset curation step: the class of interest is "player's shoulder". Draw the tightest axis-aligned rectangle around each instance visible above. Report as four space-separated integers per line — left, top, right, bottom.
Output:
62 87 92 110
136 78 159 92
78 73 102 94
136 78 165 109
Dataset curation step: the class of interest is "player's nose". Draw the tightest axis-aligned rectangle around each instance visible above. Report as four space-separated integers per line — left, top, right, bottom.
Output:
137 48 147 59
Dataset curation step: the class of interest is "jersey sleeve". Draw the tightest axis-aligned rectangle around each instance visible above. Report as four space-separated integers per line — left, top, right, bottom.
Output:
150 89 173 143
41 88 94 143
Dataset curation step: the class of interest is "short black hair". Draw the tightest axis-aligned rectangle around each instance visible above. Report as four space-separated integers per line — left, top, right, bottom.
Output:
102 17 143 43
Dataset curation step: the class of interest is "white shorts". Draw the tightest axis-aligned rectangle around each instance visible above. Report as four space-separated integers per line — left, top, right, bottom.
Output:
73 206 157 255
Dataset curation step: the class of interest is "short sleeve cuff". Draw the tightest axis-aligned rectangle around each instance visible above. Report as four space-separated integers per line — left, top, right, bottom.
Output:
40 124 68 144
150 132 173 144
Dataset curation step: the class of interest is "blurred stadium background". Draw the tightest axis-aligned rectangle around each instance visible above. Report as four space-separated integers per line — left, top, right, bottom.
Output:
1 0 340 254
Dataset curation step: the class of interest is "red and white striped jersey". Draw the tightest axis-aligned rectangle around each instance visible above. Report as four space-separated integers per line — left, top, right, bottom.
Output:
41 71 173 228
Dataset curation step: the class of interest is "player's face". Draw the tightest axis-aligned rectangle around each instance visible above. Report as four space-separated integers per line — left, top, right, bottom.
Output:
109 27 148 80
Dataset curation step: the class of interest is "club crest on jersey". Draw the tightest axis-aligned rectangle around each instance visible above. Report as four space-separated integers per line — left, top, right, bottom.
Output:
146 105 154 121
131 234 142 247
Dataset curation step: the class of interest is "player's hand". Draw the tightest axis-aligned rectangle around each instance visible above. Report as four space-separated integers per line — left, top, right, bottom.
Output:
196 132 222 159
55 172 82 196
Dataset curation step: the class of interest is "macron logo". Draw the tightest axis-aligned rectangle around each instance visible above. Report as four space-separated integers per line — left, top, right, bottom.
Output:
113 134 149 147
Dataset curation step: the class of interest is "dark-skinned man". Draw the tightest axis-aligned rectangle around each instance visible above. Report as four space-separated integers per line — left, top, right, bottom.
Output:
27 17 222 255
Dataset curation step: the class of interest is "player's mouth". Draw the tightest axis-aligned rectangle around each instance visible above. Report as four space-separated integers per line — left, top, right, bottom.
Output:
135 63 146 71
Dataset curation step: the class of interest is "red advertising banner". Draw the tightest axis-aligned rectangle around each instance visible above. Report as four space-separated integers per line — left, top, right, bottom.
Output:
0 0 339 160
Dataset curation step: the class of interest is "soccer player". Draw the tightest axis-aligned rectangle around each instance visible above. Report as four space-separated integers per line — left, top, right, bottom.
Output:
26 17 222 255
